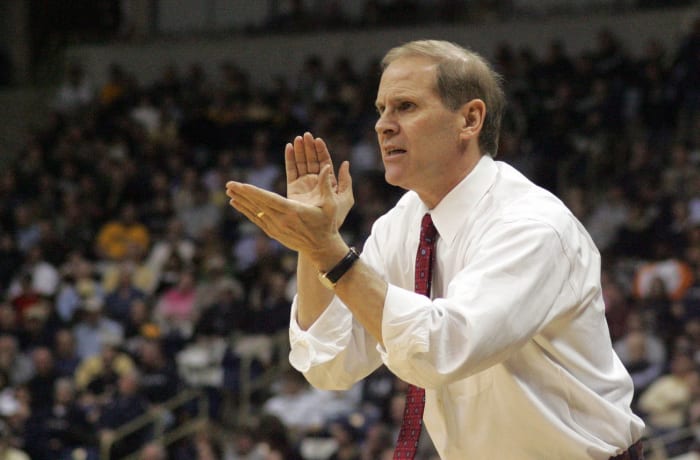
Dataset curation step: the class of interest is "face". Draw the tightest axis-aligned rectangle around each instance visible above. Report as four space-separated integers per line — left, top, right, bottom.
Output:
375 56 474 207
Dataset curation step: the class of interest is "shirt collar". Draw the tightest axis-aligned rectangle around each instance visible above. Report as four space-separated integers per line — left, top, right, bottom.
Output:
428 155 498 246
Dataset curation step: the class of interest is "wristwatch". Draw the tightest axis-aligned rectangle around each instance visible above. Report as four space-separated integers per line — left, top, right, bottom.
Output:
318 247 360 290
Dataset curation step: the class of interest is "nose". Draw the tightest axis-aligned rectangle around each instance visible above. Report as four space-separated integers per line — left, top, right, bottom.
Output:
375 113 397 136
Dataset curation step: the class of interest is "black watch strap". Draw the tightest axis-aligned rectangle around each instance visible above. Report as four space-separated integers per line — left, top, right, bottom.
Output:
318 247 360 289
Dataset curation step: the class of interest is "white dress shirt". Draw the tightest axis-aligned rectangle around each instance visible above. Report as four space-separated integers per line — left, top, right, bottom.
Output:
289 156 645 459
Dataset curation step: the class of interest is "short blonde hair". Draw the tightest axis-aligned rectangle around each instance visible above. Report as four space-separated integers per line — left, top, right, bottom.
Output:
382 40 506 157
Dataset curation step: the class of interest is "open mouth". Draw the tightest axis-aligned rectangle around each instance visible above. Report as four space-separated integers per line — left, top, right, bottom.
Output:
386 148 407 156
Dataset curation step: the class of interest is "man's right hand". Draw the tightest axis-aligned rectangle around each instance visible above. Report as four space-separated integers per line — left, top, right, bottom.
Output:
285 132 354 230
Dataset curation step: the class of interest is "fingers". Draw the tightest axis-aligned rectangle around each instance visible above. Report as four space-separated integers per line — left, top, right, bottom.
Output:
228 189 263 223
226 182 287 239
228 193 284 243
292 133 319 176
289 132 330 179
303 132 320 174
284 142 298 183
313 136 333 166
226 181 289 214
292 135 307 176
314 136 337 187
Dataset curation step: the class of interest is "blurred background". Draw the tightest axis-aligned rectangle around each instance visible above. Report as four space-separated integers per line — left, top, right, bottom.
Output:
0 1 699 459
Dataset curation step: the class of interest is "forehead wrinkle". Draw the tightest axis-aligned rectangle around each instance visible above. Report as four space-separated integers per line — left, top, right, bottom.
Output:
376 61 439 107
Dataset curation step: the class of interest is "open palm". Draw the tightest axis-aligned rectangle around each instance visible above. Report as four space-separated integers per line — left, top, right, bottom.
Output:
285 133 354 229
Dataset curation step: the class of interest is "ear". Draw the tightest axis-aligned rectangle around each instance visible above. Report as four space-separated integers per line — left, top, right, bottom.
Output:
459 98 486 141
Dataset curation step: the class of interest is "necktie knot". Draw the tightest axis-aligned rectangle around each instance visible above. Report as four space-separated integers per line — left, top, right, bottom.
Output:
420 214 437 243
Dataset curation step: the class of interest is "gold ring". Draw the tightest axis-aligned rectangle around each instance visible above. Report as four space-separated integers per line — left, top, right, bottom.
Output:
256 211 265 218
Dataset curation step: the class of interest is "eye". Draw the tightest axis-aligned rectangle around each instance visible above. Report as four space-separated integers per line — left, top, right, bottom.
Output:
398 101 415 111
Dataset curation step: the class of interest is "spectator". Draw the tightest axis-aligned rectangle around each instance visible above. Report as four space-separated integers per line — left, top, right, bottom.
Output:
662 143 695 198
0 419 30 460
146 217 197 281
135 339 180 406
194 279 241 338
0 233 22 294
138 441 167 460
171 422 223 460
176 185 222 242
634 259 694 303
226 425 265 460
0 335 34 386
19 246 60 299
55 255 103 324
233 227 283 274
52 62 94 116
0 386 32 454
195 253 243 310
152 250 187 296
245 131 281 192
24 377 97 460
359 421 393 460
255 414 303 460
98 63 131 108
154 269 198 339
8 274 42 325
327 416 362 460
638 349 698 434
98 370 151 459
141 172 177 238
74 334 135 397
635 270 689 350
102 249 157 306
120 298 157 354
72 296 124 360
52 328 81 378
11 204 41 254
262 369 328 438
614 324 666 406
25 347 57 413
175 334 228 414
17 302 54 352
585 184 630 254
130 94 162 140
95 203 150 262
0 304 19 338
243 268 294 336
102 263 147 324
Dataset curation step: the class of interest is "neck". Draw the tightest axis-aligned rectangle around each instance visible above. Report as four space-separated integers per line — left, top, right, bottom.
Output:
418 153 483 209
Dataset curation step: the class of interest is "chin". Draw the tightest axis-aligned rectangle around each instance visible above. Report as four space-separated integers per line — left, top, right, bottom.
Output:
383 164 414 191
383 171 402 188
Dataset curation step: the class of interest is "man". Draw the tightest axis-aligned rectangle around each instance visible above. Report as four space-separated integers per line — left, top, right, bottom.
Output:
226 40 644 459
0 420 30 460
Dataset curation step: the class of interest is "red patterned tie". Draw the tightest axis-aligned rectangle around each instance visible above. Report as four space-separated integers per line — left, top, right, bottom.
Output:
393 213 437 459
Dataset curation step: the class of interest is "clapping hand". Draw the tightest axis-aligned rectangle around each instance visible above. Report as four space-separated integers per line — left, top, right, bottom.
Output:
226 132 353 263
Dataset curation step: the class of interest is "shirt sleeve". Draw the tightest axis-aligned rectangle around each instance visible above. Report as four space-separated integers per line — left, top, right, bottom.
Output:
288 287 383 391
380 216 588 389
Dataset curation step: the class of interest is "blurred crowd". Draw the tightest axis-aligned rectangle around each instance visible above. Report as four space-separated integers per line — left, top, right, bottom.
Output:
0 13 699 460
